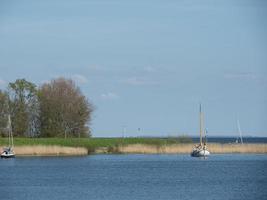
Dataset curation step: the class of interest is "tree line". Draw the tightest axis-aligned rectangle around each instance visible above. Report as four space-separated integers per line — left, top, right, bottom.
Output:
0 78 93 138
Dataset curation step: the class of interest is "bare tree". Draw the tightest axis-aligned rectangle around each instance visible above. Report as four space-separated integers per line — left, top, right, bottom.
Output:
39 78 93 138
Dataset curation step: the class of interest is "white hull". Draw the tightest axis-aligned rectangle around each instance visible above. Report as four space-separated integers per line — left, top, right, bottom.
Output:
1 147 15 158
191 149 210 157
1 152 15 158
198 149 210 156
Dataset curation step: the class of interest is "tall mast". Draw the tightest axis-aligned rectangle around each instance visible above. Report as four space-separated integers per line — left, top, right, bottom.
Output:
237 119 243 144
7 115 13 148
199 104 203 145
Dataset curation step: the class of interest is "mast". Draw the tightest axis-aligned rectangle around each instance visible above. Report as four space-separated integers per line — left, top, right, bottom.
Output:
7 115 11 147
199 104 203 145
7 98 14 148
237 119 243 144
8 115 14 148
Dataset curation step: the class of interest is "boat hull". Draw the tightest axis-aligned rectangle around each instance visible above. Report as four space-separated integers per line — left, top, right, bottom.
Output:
191 149 210 157
1 147 15 158
1 153 15 158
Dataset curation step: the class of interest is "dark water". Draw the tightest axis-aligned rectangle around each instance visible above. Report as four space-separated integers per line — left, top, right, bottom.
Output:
1 154 267 200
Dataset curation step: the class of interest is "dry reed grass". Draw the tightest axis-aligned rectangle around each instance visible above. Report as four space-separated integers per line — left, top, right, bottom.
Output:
1 143 266 155
117 143 267 154
0 145 88 156
208 143 267 154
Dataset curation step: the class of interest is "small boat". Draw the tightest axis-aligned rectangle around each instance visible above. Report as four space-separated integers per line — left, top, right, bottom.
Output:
191 104 210 157
235 119 243 144
1 115 15 158
1 147 15 158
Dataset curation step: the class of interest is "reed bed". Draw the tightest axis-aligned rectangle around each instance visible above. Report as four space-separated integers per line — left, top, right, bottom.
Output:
0 145 88 156
1 137 266 155
0 137 191 149
117 143 267 154
208 143 267 154
117 144 191 154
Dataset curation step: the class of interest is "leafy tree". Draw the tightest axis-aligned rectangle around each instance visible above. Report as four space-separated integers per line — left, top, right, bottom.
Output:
8 79 39 137
0 90 9 136
39 78 93 138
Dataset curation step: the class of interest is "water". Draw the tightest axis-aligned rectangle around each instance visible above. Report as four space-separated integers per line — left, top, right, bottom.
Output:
1 154 267 200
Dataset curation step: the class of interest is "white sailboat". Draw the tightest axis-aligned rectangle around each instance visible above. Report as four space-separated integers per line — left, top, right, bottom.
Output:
235 119 243 144
1 115 15 158
191 104 210 157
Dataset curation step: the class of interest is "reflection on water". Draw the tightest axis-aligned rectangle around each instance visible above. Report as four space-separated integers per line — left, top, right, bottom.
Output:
1 154 267 200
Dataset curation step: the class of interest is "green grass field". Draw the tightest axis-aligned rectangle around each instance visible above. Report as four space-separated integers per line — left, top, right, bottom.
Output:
0 136 193 151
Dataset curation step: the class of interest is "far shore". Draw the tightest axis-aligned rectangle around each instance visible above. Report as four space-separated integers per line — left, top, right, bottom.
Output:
115 143 267 154
1 145 88 156
1 143 267 156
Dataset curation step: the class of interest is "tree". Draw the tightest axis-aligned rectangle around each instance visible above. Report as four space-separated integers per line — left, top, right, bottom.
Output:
0 90 9 136
8 79 39 137
39 78 93 138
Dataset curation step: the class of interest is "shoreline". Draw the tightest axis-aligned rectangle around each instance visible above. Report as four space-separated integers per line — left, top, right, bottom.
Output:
1 145 88 156
1 143 267 156
115 143 267 154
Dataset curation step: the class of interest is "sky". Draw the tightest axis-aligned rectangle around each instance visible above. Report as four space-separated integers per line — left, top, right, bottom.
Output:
0 0 267 137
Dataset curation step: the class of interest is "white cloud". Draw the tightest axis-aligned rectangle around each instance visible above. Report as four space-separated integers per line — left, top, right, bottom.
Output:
101 92 119 100
40 74 88 85
144 66 155 72
71 74 88 84
0 79 6 88
40 79 50 85
124 77 158 86
224 73 257 80
87 65 105 71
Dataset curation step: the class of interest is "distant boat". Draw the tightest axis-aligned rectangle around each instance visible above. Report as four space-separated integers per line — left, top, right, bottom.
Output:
1 115 15 158
235 119 243 144
191 104 210 157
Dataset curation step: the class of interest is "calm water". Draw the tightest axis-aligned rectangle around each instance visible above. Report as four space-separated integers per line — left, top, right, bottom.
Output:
1 154 267 200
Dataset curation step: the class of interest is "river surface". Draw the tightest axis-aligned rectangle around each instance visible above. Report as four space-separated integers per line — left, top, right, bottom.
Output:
1 154 266 200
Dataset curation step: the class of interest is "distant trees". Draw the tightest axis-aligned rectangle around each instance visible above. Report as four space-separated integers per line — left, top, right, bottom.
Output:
0 78 93 138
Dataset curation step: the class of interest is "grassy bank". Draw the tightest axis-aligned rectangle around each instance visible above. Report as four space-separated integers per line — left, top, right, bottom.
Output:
0 137 266 155
10 145 88 156
118 143 267 154
0 137 191 152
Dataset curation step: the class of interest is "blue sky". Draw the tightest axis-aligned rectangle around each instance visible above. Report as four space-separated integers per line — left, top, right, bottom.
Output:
0 0 266 137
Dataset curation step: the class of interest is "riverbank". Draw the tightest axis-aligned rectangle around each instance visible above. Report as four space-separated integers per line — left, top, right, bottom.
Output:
0 137 192 155
1 138 266 155
0 137 189 156
0 145 88 156
116 143 267 154
1 143 266 156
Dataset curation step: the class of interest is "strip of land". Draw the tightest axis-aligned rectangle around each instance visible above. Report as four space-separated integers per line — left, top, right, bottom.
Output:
1 145 88 156
1 138 266 156
116 143 267 154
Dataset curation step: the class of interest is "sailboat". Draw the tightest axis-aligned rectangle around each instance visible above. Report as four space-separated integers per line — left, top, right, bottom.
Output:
235 119 243 144
1 115 15 158
191 104 210 157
